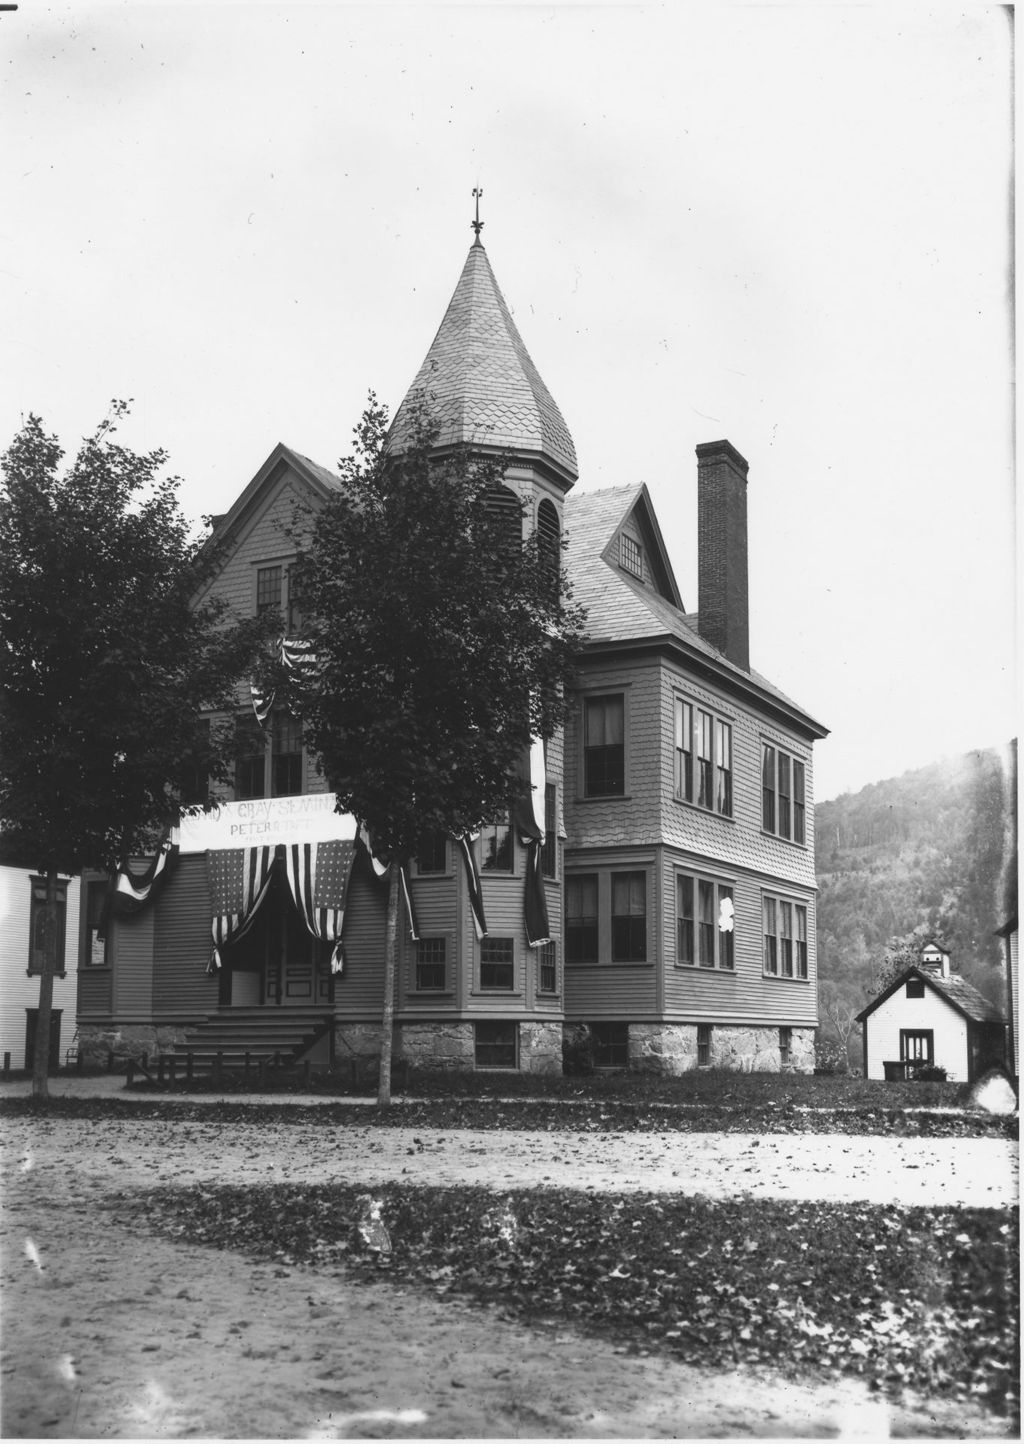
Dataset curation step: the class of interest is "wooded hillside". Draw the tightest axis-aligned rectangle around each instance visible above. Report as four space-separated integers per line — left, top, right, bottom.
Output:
815 744 1017 1051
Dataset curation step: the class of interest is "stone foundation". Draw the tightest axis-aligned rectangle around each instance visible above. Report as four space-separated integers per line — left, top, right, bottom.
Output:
398 1022 475 1072
519 1021 563 1075
76 1023 189 1065
620 1022 815 1076
334 1020 563 1073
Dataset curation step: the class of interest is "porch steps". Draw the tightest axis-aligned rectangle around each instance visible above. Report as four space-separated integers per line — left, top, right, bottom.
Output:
175 1006 333 1067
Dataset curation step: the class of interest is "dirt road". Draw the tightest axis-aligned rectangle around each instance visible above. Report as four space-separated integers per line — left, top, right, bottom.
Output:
1 1098 1017 1438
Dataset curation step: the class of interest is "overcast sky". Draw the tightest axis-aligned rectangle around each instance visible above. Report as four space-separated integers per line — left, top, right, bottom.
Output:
2 3 1016 803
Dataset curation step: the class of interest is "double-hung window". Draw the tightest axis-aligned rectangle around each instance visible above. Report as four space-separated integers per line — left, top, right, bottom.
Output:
584 695 625 796
762 743 807 844
271 712 303 797
538 942 558 994
415 938 446 992
565 875 599 964
675 698 731 817
28 877 67 975
677 874 734 970
480 937 514 990
256 565 283 618
541 784 557 879
763 895 809 979
611 872 646 962
480 815 513 873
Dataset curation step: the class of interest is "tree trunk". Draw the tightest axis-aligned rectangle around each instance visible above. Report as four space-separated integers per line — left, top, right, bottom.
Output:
31 869 61 1099
377 864 400 1107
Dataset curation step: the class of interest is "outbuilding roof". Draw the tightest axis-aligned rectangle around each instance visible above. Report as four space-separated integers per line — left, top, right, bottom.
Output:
855 966 1007 1026
387 242 578 486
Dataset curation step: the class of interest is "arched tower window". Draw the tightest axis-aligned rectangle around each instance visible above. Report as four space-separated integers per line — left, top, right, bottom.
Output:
486 484 522 558
537 498 560 603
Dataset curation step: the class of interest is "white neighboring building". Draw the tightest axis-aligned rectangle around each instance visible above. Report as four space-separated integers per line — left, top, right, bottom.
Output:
0 865 80 1071
996 916 1018 1078
856 942 1007 1083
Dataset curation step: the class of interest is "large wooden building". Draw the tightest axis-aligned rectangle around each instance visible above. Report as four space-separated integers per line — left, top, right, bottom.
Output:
76 234 828 1075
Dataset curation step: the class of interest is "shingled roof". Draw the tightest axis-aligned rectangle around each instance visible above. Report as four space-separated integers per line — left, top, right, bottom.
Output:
564 485 828 738
856 966 1007 1026
388 243 578 487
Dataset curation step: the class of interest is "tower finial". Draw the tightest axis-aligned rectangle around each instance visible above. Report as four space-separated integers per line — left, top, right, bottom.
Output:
471 186 484 245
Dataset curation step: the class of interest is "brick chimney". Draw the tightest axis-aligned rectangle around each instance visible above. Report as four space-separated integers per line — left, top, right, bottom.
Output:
696 439 750 672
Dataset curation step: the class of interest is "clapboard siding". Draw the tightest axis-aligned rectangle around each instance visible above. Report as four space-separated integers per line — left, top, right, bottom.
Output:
111 908 154 1017
657 660 816 888
333 861 389 1016
565 659 666 849
660 849 817 1026
152 855 220 1017
398 873 460 1012
864 987 970 1082
0 866 80 1068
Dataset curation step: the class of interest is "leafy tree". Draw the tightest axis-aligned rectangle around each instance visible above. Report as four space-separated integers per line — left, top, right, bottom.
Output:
872 928 931 995
819 982 861 1069
291 397 587 1104
0 405 271 1096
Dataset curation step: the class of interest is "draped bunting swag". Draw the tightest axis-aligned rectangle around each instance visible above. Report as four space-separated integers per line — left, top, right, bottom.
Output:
399 865 420 942
103 834 179 936
457 834 488 940
513 736 551 948
206 839 357 975
251 635 317 725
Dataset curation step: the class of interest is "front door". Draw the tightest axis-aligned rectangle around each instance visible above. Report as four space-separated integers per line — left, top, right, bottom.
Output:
220 867 332 1007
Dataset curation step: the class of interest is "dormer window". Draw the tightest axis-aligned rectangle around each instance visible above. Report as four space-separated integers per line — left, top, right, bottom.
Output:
620 533 643 579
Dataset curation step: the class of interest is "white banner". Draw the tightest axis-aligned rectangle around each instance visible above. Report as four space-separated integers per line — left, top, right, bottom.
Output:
176 793 357 853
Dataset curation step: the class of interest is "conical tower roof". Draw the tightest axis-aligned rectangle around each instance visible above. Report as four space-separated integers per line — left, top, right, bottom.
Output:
388 242 577 487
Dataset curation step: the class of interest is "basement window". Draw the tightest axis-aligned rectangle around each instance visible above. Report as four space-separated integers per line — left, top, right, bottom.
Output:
591 1022 629 1069
475 1021 518 1069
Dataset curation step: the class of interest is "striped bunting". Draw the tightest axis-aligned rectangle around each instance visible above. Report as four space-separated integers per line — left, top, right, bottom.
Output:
251 636 318 727
457 834 488 940
282 839 355 976
110 833 179 919
206 845 276 972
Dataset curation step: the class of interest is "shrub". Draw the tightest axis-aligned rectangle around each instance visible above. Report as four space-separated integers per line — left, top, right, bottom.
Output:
562 1023 594 1076
814 1036 850 1075
911 1063 948 1082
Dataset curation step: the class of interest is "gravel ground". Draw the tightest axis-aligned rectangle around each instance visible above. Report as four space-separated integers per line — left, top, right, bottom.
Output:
1 1081 1018 1439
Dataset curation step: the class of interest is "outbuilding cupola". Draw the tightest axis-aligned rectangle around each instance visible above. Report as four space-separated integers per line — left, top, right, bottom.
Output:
388 239 578 493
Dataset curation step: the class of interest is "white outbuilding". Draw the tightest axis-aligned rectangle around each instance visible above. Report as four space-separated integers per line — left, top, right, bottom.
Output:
856 943 1007 1083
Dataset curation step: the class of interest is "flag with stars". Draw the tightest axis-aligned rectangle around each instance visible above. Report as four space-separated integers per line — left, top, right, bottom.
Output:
283 839 356 975
206 846 275 972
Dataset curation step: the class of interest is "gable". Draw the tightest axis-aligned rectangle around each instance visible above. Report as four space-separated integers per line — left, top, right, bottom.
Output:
606 491 684 608
856 966 1006 1027
194 445 339 617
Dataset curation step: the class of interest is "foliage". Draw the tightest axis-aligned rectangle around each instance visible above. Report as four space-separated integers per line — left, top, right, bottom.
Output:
813 1036 851 1076
128 1181 1019 1417
561 1023 595 1076
291 396 587 863
816 748 1016 1028
0 405 271 872
912 1064 949 1083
